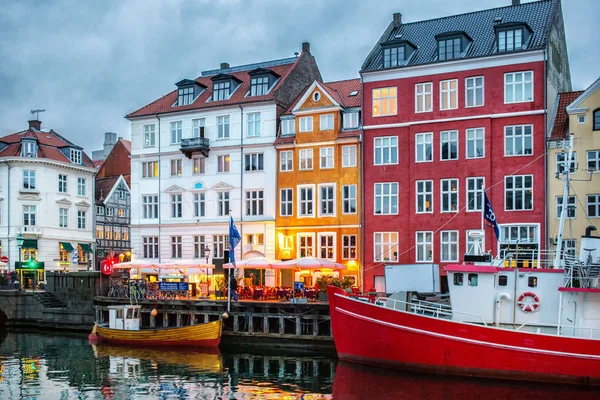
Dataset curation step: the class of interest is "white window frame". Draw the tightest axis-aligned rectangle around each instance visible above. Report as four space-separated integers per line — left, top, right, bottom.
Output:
556 151 577 174
504 175 534 211
465 76 484 108
191 118 205 138
247 112 261 137
244 153 264 172
23 205 36 226
245 189 264 216
374 136 398 165
440 230 459 262
70 149 82 164
299 116 313 132
415 132 433 163
577 115 586 124
440 130 459 161
217 115 230 139
372 87 397 117
58 174 68 193
466 177 485 212
342 184 357 214
171 236 182 259
170 159 182 176
144 124 156 147
170 121 182 144
374 182 398 215
170 193 182 218
504 125 533 156
319 114 334 131
320 147 334 169
342 112 359 129
59 208 68 228
21 141 37 157
415 82 433 113
142 195 159 219
342 145 357 167
556 195 576 219
587 194 600 218
504 71 533 104
587 150 600 172
142 161 158 178
281 118 295 135
297 233 315 258
280 188 293 217
280 151 293 172
218 191 230 216
466 128 485 159
77 177 86 196
440 178 459 213
23 170 36 190
318 232 336 261
374 232 398 262
318 183 336 217
217 155 230 173
298 184 315 217
194 192 205 217
416 180 433 214
416 231 434 263
143 236 159 259
440 79 458 110
193 157 205 175
77 210 86 230
299 149 313 171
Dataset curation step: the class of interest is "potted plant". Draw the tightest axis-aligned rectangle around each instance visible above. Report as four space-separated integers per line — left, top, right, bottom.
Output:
316 276 338 301
214 276 226 299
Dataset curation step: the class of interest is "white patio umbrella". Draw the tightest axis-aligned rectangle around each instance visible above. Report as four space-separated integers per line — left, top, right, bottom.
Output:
272 257 347 270
113 260 157 269
223 257 279 269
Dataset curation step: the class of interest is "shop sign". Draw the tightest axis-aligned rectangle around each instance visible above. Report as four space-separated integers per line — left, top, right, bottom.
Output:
159 282 188 291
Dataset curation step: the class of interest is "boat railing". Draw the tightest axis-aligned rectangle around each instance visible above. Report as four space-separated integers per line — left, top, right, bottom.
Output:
515 321 600 339
377 297 488 327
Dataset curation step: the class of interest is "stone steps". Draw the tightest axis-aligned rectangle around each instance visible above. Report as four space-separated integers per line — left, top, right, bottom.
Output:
34 292 67 309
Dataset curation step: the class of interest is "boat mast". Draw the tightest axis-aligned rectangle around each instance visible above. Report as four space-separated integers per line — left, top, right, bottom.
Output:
553 133 575 268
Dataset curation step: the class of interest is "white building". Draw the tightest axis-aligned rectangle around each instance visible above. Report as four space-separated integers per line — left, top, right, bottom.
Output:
0 119 97 285
126 44 321 280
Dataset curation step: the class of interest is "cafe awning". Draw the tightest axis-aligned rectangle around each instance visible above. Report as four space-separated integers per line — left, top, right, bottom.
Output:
22 239 38 249
78 243 93 253
60 242 74 252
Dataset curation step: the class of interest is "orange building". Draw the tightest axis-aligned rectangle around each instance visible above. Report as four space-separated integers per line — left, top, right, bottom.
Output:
274 79 362 288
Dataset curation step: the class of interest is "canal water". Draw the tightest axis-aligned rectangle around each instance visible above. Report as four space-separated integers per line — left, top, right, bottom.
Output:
0 330 597 399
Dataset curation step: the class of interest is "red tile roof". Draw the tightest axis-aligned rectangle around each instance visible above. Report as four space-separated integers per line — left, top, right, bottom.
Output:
337 129 361 139
274 135 296 145
321 79 361 108
94 160 105 168
126 55 305 118
96 176 119 202
550 91 584 139
119 138 131 153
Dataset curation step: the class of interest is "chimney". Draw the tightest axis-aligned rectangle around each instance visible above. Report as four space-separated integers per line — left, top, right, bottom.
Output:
28 120 41 130
512 0 520 5
393 13 402 28
103 132 118 158
220 62 229 69
302 42 310 54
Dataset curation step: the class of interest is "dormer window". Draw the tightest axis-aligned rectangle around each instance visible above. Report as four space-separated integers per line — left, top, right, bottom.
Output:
495 23 531 53
70 149 82 164
383 46 405 68
213 81 231 101
174 79 205 107
21 140 38 157
437 32 471 61
250 76 269 96
178 87 194 105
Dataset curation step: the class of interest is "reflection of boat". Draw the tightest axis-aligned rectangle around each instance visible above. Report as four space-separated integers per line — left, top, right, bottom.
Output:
92 344 223 373
332 362 599 400
90 305 221 347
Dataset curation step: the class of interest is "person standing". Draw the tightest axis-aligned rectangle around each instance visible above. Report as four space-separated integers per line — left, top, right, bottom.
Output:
229 274 238 301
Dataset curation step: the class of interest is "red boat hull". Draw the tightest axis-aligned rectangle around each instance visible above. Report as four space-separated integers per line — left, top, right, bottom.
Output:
328 287 600 385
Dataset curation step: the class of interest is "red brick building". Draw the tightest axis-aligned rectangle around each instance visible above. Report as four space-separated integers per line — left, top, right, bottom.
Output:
360 0 571 291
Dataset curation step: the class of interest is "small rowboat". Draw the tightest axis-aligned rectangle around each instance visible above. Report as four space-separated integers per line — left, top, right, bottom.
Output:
89 305 222 348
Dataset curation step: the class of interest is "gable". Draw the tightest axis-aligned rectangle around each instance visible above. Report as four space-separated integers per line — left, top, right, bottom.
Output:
211 181 234 190
293 81 340 113
165 184 186 193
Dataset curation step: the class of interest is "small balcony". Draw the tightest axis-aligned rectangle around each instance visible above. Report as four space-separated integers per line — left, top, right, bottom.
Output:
180 136 210 159
18 226 43 236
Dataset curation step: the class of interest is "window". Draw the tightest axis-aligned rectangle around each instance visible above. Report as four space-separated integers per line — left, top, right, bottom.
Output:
415 82 432 113
218 191 230 216
466 128 484 159
247 112 261 137
123 227 130 241
320 114 334 131
342 145 357 167
554 153 576 177
441 179 458 212
505 175 533 210
299 186 314 217
504 71 533 103
143 124 156 147
372 87 397 116
171 194 182 218
23 170 36 190
441 231 459 262
588 150 600 172
465 76 484 107
280 151 293 171
178 86 194 105
505 125 533 156
318 234 335 260
299 116 313 132
595 109 600 130
438 37 461 61
142 195 159 219
119 190 127 199
281 119 295 135
217 155 230 173
343 185 357 214
498 275 508 286
106 207 114 217
374 232 398 262
466 177 484 212
416 180 433 213
170 121 182 144
171 236 182 258
374 136 398 165
440 130 458 160
192 118 205 138
213 81 230 101
77 177 86 196
563 239 577 256
497 29 522 52
556 196 576 219
96 225 104 240
453 273 464 286
298 234 314 258
245 190 264 216
21 141 37 157
194 192 205 217
415 133 433 162
117 208 125 217
70 149 82 164
528 276 538 288
342 235 357 259
440 79 458 110
343 112 359 129
244 153 264 171
77 210 86 229
299 149 313 170
59 208 68 228
194 235 206 258
250 76 269 96
217 115 230 139
142 161 159 178
77 245 88 263
587 194 600 217
383 46 404 68
213 235 229 258
105 226 112 240
114 227 121 240
319 184 335 216
58 174 68 193
280 188 293 216
320 147 334 169
374 182 398 215
578 115 586 124
96 206 105 216
143 237 159 258
170 159 182 176
193 157 205 175
416 231 433 262
468 273 478 287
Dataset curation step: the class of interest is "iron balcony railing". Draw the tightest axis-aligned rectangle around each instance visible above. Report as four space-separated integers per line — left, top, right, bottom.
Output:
180 137 210 158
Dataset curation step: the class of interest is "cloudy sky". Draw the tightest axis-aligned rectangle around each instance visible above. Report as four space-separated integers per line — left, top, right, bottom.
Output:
0 0 597 155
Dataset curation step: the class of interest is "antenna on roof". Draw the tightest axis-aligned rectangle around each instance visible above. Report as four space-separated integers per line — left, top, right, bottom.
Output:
30 109 46 120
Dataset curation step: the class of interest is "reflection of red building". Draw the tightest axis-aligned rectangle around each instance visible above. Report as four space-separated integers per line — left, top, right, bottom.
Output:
361 2 571 290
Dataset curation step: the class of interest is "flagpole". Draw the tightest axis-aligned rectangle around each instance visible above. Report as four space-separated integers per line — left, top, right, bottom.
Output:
481 185 485 232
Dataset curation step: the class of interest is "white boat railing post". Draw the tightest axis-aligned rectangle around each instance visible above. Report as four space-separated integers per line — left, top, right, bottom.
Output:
553 133 575 269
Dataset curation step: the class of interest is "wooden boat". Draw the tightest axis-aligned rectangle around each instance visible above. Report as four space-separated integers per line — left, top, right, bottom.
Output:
89 305 222 347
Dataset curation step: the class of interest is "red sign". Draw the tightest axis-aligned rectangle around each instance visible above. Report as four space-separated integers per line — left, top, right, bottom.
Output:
0 256 8 263
101 260 113 276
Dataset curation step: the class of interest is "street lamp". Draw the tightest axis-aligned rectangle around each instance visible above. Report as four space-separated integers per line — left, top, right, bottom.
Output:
16 233 23 289
204 247 211 295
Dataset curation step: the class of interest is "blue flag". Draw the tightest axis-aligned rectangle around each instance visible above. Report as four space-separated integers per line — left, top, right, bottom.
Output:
228 216 241 266
484 193 500 241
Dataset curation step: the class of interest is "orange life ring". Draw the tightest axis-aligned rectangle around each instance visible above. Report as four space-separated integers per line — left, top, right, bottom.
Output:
517 292 540 313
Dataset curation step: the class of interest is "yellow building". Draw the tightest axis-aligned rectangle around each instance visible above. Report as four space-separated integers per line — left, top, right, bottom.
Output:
548 77 600 254
274 79 362 288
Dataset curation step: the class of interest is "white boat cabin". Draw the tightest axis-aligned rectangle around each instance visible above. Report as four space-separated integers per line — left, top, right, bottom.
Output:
107 305 141 331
